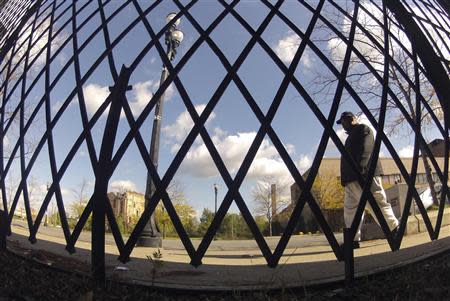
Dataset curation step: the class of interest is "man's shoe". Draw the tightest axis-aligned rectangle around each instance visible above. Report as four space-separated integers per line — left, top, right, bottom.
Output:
391 226 399 239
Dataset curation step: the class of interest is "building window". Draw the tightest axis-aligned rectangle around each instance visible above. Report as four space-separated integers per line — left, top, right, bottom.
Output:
390 198 398 207
416 173 427 184
432 172 439 182
384 174 402 185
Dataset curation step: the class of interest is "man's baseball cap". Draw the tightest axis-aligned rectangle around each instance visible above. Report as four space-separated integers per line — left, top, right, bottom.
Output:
336 111 355 124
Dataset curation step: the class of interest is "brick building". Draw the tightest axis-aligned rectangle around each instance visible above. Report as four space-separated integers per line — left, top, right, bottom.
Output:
108 191 145 226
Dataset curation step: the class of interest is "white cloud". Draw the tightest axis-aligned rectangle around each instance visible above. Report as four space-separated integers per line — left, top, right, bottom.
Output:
213 127 227 139
398 145 414 158
129 81 155 116
247 156 290 181
164 109 308 182
179 131 294 181
162 104 216 142
274 33 312 67
83 83 110 117
297 155 312 173
82 80 175 118
7 19 68 75
110 180 137 192
130 80 175 114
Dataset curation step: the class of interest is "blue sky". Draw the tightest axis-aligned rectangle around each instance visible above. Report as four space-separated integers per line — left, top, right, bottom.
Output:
1 0 447 219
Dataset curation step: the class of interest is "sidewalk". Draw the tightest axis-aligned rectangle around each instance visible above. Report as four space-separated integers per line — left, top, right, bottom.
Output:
6 224 450 291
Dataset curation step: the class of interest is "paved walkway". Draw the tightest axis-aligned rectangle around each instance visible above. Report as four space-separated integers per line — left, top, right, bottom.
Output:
6 223 450 290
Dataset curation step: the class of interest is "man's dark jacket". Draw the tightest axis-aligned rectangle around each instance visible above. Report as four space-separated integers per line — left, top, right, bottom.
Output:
340 123 383 186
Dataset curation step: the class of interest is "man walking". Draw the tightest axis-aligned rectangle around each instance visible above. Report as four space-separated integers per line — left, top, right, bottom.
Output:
337 111 399 248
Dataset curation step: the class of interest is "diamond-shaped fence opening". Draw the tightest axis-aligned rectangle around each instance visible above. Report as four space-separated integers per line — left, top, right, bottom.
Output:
0 0 449 281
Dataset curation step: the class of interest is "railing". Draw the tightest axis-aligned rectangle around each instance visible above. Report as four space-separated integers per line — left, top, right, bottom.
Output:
0 0 449 286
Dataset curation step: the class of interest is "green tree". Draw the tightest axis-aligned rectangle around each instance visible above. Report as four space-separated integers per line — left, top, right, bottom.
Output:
197 208 215 237
156 202 199 238
114 215 127 234
217 213 233 239
230 214 267 239
312 172 345 209
69 201 91 231
48 211 61 226
67 179 92 230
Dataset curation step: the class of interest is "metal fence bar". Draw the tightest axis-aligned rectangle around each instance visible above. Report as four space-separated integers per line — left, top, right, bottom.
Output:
91 65 131 283
0 0 449 285
344 228 354 286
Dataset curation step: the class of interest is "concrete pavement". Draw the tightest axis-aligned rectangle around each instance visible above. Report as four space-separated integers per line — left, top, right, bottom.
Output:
6 222 450 290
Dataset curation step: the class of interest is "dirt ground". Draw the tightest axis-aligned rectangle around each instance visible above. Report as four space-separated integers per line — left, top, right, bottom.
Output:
1 246 450 300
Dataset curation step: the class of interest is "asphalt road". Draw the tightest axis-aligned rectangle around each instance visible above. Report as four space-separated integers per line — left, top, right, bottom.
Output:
11 219 343 251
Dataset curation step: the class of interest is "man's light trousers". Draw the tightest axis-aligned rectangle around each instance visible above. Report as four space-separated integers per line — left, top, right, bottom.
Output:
344 176 399 241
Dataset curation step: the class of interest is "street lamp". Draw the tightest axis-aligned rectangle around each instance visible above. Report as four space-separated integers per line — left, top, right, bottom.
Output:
44 183 50 227
213 183 218 215
137 13 183 247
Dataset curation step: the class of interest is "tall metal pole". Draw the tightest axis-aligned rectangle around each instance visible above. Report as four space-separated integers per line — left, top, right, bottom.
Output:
137 45 171 247
214 184 218 215
138 15 182 247
213 183 218 240
44 183 49 227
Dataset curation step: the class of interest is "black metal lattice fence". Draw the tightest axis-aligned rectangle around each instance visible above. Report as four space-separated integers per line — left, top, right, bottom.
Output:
0 0 449 284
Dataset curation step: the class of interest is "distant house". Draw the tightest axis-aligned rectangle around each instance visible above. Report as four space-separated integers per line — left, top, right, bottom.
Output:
108 191 145 226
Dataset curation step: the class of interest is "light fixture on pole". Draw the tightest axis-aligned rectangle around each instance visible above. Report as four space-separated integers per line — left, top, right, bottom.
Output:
137 12 183 247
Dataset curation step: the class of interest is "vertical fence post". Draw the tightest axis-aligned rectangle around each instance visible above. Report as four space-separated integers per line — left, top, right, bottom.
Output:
344 228 354 286
0 209 6 251
91 65 131 285
91 194 106 285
